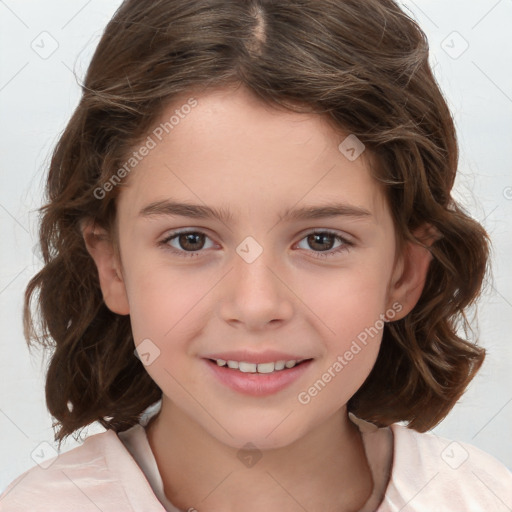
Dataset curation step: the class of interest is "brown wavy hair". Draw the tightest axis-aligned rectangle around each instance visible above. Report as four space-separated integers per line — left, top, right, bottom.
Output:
24 0 489 442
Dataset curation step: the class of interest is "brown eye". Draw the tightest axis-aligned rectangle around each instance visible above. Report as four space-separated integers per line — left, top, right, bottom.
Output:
296 230 353 258
306 232 337 251
176 232 206 251
160 230 215 258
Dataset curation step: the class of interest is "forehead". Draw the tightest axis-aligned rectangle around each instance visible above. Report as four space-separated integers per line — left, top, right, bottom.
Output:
116 86 388 223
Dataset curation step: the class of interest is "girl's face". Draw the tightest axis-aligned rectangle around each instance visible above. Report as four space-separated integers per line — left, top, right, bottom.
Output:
107 85 418 449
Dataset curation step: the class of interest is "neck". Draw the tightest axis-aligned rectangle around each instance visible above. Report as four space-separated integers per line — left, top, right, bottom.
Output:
146 399 374 512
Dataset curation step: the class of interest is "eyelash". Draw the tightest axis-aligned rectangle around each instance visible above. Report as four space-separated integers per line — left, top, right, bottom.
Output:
158 229 354 259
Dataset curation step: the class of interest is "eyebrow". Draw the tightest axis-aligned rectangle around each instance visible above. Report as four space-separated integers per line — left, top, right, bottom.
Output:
138 200 372 223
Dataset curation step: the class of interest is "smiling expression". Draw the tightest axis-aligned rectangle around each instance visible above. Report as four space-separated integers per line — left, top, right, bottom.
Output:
104 84 409 449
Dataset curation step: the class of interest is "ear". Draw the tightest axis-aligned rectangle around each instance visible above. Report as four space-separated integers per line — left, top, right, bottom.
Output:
386 224 439 321
81 219 130 315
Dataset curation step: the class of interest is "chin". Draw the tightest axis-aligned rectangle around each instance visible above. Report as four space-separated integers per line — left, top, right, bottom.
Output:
198 409 312 451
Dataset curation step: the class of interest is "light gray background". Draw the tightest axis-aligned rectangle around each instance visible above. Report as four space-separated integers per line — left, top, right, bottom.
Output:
1 0 511 493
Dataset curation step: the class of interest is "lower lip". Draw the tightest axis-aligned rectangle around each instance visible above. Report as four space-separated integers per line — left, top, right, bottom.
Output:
204 359 313 397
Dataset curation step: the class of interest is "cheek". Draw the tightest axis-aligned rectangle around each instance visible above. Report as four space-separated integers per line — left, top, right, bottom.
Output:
126 266 210 395
303 261 393 340
126 261 215 364
297 256 394 388
125 246 203 327
296 276 389 412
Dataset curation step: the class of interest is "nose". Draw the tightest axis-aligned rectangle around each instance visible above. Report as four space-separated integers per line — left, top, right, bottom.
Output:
218 246 294 331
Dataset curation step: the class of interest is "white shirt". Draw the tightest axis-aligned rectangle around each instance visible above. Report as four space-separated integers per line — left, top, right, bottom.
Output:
2 414 512 511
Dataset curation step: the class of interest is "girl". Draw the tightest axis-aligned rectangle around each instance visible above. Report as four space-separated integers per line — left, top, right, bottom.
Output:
2 0 511 511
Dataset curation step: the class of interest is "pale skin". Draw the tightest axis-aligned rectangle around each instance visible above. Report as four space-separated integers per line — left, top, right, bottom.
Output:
83 84 432 512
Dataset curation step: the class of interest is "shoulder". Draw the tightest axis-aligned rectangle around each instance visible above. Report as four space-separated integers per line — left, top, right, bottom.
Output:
0 429 165 512
380 424 512 512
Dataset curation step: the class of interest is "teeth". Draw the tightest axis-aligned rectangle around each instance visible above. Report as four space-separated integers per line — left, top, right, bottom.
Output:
257 362 275 374
274 360 286 370
215 358 305 373
239 362 257 373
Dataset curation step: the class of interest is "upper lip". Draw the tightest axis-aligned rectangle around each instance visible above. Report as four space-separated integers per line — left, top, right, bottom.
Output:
203 350 312 364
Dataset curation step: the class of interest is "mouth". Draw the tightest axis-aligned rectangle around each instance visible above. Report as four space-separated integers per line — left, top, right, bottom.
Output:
208 358 312 374
203 357 314 396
